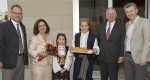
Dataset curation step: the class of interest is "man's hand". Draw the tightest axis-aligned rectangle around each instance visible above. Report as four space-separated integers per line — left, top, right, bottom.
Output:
139 59 146 66
0 62 3 69
93 48 97 54
118 57 124 63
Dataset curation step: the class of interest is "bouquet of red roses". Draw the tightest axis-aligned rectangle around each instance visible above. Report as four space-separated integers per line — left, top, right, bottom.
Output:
45 43 58 56
38 43 58 61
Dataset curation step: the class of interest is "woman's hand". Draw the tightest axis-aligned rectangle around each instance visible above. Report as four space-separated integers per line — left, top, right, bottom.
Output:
37 52 48 57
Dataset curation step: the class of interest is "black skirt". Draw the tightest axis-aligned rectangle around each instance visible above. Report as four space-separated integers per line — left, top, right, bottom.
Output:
53 65 70 80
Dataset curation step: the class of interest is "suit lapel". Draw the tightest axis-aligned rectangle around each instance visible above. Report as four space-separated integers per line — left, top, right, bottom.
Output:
107 21 117 40
103 22 107 41
131 17 142 38
37 34 47 46
9 20 25 36
9 20 18 35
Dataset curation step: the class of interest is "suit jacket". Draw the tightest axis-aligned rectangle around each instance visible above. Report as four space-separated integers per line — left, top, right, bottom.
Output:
0 20 28 69
125 17 150 63
28 34 53 65
97 20 125 63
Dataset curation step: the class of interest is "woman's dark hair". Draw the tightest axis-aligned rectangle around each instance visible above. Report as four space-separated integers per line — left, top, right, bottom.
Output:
33 19 50 35
56 33 67 47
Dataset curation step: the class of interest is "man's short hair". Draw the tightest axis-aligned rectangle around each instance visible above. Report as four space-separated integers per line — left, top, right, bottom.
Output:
11 4 22 11
124 2 137 10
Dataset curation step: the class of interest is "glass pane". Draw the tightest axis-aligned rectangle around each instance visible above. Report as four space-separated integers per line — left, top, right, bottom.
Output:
79 0 108 71
79 0 108 35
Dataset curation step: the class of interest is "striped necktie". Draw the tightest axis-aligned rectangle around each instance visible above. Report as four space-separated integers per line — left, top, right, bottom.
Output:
16 24 24 54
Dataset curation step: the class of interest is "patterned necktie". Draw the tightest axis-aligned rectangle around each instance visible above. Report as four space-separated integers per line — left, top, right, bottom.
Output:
16 24 24 54
106 22 111 40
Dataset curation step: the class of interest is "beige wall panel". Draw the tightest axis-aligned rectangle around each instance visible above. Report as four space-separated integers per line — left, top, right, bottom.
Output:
21 3 48 16
22 17 35 30
48 3 72 16
33 0 71 3
62 16 73 29
50 29 73 46
8 0 34 2
26 29 34 45
33 0 49 2
60 0 72 2
35 16 62 30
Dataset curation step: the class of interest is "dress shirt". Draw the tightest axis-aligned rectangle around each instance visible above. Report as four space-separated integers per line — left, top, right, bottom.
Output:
11 19 24 50
106 20 116 33
125 16 139 51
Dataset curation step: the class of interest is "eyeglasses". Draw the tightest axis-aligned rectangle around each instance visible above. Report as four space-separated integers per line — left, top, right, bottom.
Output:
11 12 22 15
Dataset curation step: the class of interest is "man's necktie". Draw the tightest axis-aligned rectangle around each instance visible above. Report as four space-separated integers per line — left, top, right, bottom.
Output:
16 24 24 54
106 22 111 40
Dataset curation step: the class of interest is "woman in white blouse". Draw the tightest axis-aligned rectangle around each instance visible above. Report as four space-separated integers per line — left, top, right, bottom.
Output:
28 19 53 80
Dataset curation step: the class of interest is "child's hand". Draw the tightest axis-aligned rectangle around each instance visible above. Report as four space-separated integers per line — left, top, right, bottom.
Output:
93 48 97 54
60 68 67 74
60 68 63 74
69 46 73 50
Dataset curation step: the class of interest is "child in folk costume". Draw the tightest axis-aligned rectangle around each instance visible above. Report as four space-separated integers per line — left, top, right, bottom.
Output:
53 33 73 80
72 18 100 80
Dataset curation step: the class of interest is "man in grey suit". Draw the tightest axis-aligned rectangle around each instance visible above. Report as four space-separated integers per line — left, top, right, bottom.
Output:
124 3 150 80
0 4 28 80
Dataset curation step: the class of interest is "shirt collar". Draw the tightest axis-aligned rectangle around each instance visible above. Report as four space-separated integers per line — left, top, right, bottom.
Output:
129 16 139 24
108 20 116 25
81 31 89 36
11 19 19 26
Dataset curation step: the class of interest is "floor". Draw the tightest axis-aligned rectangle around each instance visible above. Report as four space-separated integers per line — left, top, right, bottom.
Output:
93 64 125 80
0 65 125 80
0 64 149 80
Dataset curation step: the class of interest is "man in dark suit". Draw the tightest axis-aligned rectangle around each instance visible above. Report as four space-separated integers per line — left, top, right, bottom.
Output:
97 7 125 80
0 4 28 80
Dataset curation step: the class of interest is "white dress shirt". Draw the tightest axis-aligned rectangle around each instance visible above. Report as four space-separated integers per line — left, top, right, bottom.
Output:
125 16 139 51
106 20 116 33
11 19 24 50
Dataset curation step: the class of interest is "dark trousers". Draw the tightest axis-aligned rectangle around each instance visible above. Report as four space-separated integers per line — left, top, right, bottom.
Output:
124 52 147 80
73 57 93 80
99 61 119 80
